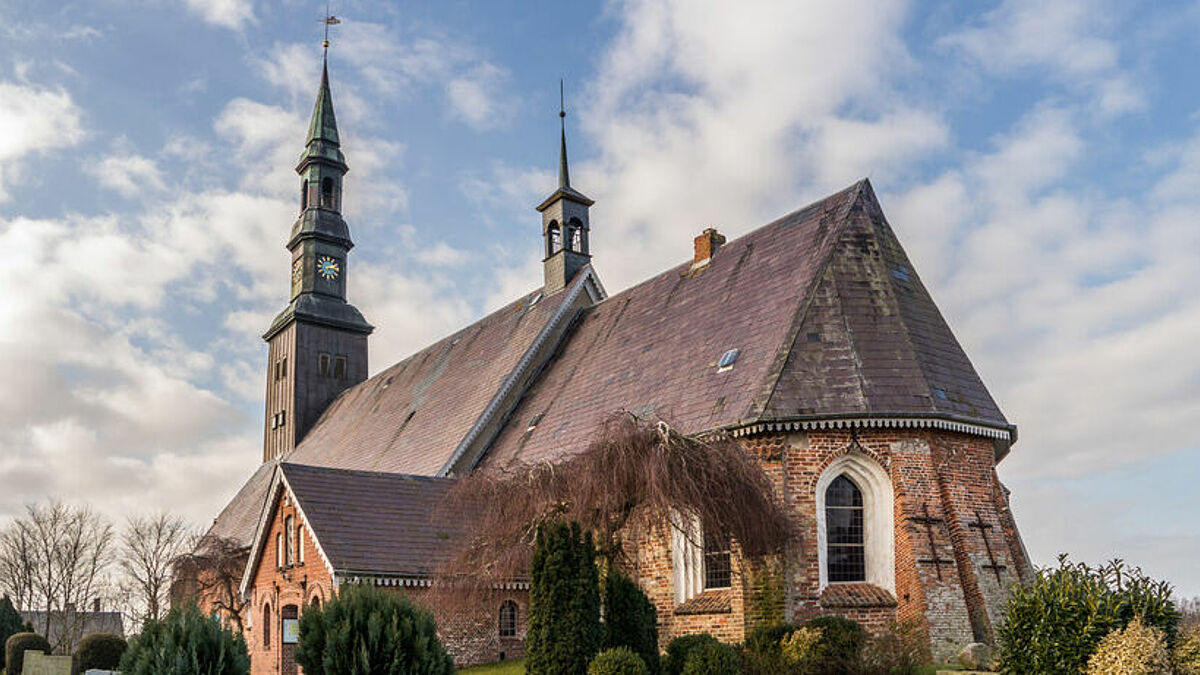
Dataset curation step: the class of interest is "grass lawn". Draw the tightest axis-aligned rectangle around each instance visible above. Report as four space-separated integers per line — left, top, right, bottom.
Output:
459 659 525 674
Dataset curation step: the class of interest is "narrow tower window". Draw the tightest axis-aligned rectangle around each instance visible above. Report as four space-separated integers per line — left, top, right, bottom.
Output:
321 177 335 208
263 603 271 648
318 353 331 377
300 179 308 210
569 219 584 253
547 222 562 256
333 355 347 380
285 515 295 566
825 475 866 582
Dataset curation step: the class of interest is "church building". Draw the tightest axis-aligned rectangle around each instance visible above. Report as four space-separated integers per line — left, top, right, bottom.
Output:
199 57 1032 672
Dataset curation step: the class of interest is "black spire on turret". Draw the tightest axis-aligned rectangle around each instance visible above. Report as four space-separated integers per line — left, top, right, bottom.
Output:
559 80 570 189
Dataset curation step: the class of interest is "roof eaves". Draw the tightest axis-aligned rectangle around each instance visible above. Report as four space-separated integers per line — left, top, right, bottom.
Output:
238 465 284 598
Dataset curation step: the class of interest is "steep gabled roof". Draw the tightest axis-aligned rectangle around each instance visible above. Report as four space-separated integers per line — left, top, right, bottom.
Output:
240 463 460 592
282 463 458 576
480 180 1010 469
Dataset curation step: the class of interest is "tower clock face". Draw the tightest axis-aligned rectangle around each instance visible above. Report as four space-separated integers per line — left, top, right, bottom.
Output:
316 256 340 280
292 258 303 284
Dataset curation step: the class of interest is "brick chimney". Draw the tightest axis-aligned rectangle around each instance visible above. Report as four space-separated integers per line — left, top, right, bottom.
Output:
693 228 726 267
93 598 101 613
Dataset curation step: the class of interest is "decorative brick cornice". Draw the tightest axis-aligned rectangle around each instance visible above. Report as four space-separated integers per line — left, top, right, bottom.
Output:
731 414 1015 442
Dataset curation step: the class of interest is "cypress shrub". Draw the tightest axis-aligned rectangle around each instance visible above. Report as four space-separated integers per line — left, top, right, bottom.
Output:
0 595 26 672
6 632 52 675
663 633 718 675
681 640 740 675
589 646 649 675
602 570 659 674
294 583 453 674
803 615 866 673
997 556 1180 674
74 632 127 672
526 521 602 675
119 604 249 675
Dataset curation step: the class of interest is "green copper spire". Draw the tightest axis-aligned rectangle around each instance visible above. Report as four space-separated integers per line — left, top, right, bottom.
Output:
307 57 340 147
558 79 570 189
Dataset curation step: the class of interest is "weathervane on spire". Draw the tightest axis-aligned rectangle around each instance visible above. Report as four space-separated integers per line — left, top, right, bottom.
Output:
322 2 341 55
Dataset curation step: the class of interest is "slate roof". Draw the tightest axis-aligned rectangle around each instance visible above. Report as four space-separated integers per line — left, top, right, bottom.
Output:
211 179 1012 553
280 463 458 577
481 180 1009 469
286 277 582 477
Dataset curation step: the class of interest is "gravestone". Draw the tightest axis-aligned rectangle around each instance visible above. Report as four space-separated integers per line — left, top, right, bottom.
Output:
21 650 73 675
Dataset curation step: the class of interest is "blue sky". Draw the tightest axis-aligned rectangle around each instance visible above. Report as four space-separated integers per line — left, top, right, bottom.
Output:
0 0 1198 597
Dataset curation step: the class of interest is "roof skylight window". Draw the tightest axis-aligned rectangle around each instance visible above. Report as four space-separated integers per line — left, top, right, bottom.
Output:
717 348 740 372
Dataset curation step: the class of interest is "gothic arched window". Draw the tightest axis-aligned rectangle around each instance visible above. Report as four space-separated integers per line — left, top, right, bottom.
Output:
825 475 865 582
569 219 584 253
498 600 518 638
301 179 308 210
285 515 296 566
547 222 562 257
263 603 272 648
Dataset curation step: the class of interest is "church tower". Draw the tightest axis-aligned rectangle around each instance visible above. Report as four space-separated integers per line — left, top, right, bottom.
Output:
261 58 372 462
537 91 593 295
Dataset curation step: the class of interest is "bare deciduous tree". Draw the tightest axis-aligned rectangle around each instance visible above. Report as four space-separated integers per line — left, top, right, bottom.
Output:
117 512 191 628
171 534 249 631
442 413 795 584
0 501 114 652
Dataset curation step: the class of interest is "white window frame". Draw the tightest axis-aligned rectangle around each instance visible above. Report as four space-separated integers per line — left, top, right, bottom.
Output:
815 453 895 592
670 511 704 604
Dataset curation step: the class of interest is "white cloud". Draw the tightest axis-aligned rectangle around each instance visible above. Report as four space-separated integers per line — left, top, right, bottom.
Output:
0 80 84 200
940 0 1143 115
87 153 167 198
446 62 514 131
183 0 254 31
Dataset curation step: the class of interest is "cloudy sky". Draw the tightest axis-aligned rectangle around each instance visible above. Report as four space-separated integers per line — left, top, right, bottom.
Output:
1 0 1198 596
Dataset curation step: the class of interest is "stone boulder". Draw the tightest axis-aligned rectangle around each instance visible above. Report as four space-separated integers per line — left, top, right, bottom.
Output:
957 642 993 671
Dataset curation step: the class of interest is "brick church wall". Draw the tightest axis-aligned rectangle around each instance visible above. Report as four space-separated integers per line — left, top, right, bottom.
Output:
240 489 526 674
626 428 1027 664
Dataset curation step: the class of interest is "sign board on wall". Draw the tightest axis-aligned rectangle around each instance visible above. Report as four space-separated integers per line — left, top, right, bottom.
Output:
282 618 299 644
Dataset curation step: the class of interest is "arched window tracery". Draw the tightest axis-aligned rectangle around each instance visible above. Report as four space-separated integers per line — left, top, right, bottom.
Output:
498 600 518 638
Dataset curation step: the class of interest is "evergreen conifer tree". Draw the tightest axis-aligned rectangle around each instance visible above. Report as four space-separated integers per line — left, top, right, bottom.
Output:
527 521 602 675
119 604 249 675
0 595 24 672
602 571 660 674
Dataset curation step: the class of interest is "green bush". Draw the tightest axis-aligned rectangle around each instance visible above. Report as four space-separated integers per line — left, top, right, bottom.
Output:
0 596 27 672
526 521 601 675
664 634 719 675
681 640 740 675
1176 624 1200 675
5 632 51 675
1086 617 1171 675
119 604 249 675
803 615 866 673
997 556 1180 674
602 570 659 674
743 622 797 657
74 632 127 672
294 583 453 674
860 620 930 675
589 647 649 675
